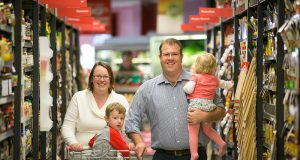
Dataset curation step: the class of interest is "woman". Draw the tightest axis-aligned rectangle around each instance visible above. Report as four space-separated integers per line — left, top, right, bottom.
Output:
62 61 130 151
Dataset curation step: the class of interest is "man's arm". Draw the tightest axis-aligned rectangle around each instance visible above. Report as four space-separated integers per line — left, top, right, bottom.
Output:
187 92 225 124
127 132 146 160
125 84 148 160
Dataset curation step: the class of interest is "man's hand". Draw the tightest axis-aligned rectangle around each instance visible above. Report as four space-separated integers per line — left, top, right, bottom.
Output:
187 108 206 124
134 142 146 160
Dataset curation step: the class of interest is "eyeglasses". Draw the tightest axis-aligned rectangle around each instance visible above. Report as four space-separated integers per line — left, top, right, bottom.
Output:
93 75 110 80
161 52 180 58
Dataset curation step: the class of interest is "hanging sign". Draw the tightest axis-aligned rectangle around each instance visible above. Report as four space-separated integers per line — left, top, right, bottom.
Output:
78 24 106 33
181 24 205 32
189 15 219 24
198 8 232 18
40 0 87 8
57 8 91 17
66 17 95 24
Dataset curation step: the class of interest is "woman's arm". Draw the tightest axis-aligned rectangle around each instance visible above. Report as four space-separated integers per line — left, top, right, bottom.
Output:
61 95 79 145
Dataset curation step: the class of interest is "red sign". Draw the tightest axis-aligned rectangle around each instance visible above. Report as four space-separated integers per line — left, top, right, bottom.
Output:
66 17 95 24
57 8 91 17
181 24 205 32
199 8 232 18
189 15 220 24
40 0 87 8
241 62 249 70
78 24 106 33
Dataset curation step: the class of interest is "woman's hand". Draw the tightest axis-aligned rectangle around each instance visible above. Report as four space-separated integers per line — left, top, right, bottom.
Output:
134 142 146 160
68 143 83 151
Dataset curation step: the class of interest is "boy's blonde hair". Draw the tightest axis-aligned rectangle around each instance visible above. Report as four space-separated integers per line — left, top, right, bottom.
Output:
194 53 217 74
105 102 126 117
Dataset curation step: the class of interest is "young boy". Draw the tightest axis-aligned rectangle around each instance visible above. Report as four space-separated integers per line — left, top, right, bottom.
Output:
88 102 134 159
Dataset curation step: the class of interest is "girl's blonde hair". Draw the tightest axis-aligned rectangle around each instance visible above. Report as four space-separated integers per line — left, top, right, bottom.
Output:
194 53 217 74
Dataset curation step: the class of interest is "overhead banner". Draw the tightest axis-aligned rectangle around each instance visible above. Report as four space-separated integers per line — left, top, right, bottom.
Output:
189 15 219 24
181 24 205 32
198 8 232 18
40 0 87 8
57 8 91 17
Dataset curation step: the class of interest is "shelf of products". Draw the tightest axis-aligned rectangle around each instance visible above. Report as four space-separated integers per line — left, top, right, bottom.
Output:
205 0 295 159
0 1 82 159
0 1 15 160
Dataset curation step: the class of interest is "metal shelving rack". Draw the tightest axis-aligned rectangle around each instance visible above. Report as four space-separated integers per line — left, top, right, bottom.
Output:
13 0 22 159
8 1 81 159
205 0 288 159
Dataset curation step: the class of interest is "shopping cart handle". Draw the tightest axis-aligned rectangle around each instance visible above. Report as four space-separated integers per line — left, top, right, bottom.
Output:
82 146 91 150
67 145 91 151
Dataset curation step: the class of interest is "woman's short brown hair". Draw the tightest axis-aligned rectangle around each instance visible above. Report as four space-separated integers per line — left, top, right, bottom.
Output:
88 61 114 93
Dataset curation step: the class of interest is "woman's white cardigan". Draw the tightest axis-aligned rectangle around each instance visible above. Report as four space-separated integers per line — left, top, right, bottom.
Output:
61 89 129 146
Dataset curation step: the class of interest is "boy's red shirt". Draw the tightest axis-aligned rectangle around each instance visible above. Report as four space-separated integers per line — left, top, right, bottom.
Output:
88 127 130 159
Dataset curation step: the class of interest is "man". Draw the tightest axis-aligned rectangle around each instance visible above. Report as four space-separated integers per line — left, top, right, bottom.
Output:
125 38 225 160
118 51 139 71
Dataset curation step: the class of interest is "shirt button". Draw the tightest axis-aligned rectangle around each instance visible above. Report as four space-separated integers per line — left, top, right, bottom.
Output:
176 129 178 131
177 140 180 143
174 107 177 110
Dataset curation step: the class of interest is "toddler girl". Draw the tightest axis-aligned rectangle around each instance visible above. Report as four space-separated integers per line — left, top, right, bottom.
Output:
183 53 233 160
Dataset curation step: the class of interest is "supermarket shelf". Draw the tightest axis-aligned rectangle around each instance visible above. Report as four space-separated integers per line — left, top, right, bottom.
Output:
263 142 271 150
22 116 33 127
264 112 276 121
0 129 14 142
0 95 14 105
24 90 33 97
263 85 276 92
115 85 140 93
0 25 12 34
24 65 33 72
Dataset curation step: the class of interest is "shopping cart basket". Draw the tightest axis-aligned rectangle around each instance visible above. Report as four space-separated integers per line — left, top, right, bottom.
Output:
66 146 137 160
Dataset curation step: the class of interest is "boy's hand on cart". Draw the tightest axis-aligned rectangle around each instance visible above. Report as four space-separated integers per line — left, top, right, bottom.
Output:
135 142 146 160
68 143 83 151
128 142 135 150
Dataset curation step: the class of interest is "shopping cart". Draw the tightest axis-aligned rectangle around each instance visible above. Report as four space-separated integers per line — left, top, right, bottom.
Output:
66 146 137 160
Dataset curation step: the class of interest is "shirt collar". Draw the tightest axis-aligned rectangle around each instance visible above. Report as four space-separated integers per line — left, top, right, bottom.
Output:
157 69 191 85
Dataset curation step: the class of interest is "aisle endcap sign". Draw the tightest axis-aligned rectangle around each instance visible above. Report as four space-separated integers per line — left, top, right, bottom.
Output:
189 15 219 24
57 8 91 17
39 0 87 8
181 24 205 31
198 8 232 18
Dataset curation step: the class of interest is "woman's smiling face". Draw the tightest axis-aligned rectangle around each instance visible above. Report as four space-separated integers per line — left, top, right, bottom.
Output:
92 65 111 93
